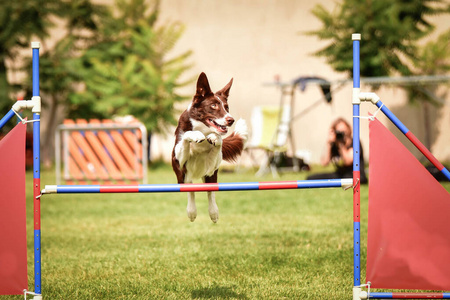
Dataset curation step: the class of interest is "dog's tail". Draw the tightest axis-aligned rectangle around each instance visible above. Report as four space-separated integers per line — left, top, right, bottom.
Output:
222 119 248 163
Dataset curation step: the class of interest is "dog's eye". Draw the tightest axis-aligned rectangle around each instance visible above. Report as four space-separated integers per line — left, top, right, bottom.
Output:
211 104 217 109
224 105 229 111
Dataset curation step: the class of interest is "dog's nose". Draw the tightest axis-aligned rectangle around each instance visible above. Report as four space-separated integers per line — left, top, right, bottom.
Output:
225 116 234 126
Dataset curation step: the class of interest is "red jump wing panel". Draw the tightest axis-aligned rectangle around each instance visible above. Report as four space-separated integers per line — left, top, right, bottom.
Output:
367 118 450 290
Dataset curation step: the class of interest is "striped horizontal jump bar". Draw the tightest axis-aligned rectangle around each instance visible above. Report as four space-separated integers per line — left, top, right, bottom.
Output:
368 292 450 299
376 100 450 181
42 178 353 194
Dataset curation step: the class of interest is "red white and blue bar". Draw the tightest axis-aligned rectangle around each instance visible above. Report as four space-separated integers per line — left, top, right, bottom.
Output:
367 292 450 299
42 179 353 194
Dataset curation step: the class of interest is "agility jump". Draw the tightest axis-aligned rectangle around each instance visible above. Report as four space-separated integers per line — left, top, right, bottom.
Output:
1 35 450 299
351 33 450 299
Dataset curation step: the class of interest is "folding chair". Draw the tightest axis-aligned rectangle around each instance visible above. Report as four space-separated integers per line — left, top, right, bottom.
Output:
245 104 292 177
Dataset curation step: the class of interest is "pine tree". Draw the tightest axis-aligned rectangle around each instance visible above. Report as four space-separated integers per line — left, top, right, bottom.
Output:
68 0 193 134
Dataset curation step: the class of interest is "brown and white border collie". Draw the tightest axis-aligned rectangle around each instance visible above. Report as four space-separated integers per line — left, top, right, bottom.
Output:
172 72 248 223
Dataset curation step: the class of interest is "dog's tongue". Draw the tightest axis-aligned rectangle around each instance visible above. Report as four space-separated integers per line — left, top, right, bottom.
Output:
208 119 228 134
217 125 228 134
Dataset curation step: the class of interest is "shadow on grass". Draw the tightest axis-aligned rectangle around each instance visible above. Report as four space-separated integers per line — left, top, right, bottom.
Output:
191 285 248 299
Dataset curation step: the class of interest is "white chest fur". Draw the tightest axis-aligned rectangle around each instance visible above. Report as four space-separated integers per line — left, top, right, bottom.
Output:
185 140 222 180
174 129 223 182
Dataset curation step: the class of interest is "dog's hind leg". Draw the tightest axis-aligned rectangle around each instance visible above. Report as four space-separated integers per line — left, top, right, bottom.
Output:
187 192 197 222
205 172 219 223
207 191 219 223
186 181 197 222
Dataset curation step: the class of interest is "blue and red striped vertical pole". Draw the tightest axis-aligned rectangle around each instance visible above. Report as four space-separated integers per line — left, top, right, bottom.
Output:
352 33 362 300
31 42 42 296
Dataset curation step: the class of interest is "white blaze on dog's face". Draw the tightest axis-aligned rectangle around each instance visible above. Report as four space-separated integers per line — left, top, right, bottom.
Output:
188 73 235 135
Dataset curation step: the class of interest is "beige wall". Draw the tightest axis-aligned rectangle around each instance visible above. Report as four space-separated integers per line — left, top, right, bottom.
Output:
11 0 445 165
151 0 450 165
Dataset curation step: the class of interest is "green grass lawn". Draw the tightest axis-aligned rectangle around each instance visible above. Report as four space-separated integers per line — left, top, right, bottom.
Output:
5 165 450 299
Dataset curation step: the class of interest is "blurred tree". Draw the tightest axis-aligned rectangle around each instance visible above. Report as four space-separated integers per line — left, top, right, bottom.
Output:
68 0 193 134
408 30 450 149
307 0 449 77
0 0 58 122
19 0 191 165
413 30 449 88
21 0 110 165
308 0 449 152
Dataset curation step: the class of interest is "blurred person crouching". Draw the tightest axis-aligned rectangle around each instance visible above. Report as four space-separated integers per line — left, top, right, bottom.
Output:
307 117 367 184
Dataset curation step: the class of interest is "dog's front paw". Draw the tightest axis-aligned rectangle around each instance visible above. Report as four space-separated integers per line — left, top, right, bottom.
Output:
206 133 222 146
184 131 206 144
209 203 219 223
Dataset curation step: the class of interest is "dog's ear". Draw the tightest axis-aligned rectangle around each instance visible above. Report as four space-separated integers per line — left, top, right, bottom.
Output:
194 72 213 100
216 78 233 98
